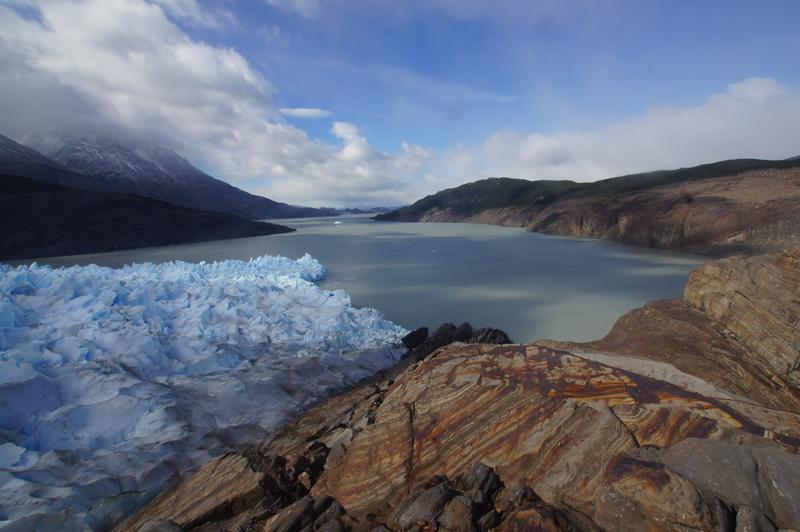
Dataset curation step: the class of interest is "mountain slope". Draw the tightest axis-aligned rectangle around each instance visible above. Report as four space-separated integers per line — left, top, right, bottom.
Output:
377 157 800 255
43 134 338 219
0 133 335 219
0 173 294 260
0 133 111 192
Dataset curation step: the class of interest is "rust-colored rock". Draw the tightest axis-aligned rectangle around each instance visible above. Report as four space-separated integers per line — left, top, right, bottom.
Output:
120 344 800 531
595 454 717 532
117 453 265 531
494 507 560 532
684 249 800 388
310 345 799 529
118 251 800 531
546 249 800 414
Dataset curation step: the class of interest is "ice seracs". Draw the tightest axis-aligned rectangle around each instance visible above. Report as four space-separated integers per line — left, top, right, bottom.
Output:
0 254 407 531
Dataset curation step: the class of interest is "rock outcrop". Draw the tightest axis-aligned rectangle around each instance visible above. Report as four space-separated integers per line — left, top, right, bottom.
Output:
117 250 800 531
684 249 800 388
118 343 800 532
546 249 800 413
403 323 512 363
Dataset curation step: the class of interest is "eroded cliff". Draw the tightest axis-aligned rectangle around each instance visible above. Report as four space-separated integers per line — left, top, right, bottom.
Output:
378 163 800 256
527 169 800 255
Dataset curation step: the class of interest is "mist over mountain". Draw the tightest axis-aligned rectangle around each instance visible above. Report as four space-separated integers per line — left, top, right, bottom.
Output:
0 132 337 220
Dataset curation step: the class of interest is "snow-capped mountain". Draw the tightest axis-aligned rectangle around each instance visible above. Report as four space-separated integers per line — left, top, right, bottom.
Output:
47 134 171 183
41 132 336 219
0 133 108 192
0 132 335 219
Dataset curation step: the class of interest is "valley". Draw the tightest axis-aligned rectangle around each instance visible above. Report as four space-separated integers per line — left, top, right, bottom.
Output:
2 3 800 529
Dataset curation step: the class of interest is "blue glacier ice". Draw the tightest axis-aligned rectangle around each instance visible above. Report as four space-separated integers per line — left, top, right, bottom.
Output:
0 254 407 530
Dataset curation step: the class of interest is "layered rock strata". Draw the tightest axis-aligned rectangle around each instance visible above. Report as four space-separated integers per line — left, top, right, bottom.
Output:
117 250 800 531
545 249 800 413
118 343 800 531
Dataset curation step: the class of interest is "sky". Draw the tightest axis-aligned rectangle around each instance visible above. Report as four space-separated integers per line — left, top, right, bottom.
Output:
1 0 800 207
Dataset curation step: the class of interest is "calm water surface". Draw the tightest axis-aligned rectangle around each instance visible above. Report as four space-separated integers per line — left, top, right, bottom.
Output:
18 216 706 342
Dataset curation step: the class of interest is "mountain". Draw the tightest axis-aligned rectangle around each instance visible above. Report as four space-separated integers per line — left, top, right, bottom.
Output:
0 173 294 260
331 206 394 215
0 133 109 192
0 133 336 219
376 156 800 256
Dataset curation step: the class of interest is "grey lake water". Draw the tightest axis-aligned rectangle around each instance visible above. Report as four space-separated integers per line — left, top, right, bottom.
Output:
18 216 707 343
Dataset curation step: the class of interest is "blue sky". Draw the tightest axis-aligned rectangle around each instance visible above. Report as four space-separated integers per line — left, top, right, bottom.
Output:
2 0 800 206
212 0 800 150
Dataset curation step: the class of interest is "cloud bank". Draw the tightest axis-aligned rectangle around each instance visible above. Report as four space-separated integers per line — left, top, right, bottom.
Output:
0 1 799 208
430 77 800 189
0 0 426 207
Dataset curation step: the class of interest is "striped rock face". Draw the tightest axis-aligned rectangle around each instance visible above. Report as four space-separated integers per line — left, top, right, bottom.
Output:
310 344 800 530
117 250 800 531
118 342 800 531
684 249 800 389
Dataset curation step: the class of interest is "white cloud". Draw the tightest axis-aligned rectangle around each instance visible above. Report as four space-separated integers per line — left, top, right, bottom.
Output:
256 122 431 206
149 0 236 29
279 107 332 118
0 0 425 207
428 77 800 188
258 24 303 47
264 0 321 18
1 1 799 209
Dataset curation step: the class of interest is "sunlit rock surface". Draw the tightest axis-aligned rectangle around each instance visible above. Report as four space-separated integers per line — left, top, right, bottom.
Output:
547 249 800 413
120 250 800 531
120 344 800 531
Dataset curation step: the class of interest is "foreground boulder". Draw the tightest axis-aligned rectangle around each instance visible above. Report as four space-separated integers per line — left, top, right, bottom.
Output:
404 322 511 362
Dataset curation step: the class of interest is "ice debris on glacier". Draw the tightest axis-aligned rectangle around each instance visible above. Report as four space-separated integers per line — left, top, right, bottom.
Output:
0 254 407 531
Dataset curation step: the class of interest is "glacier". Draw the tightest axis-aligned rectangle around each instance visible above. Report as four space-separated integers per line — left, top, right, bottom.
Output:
0 254 407 531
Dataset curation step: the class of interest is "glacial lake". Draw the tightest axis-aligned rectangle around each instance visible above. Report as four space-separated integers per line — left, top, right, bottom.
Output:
18 216 707 342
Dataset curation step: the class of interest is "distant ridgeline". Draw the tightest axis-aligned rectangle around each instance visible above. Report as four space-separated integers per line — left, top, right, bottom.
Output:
0 131 349 260
377 156 800 256
0 131 310 260
0 132 336 220
0 174 295 260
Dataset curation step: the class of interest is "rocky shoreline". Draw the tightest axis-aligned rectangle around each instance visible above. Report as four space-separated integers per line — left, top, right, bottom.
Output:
117 249 800 531
376 164 800 257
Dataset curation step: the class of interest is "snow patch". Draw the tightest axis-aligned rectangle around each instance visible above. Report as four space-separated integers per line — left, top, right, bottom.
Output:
0 254 407 530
